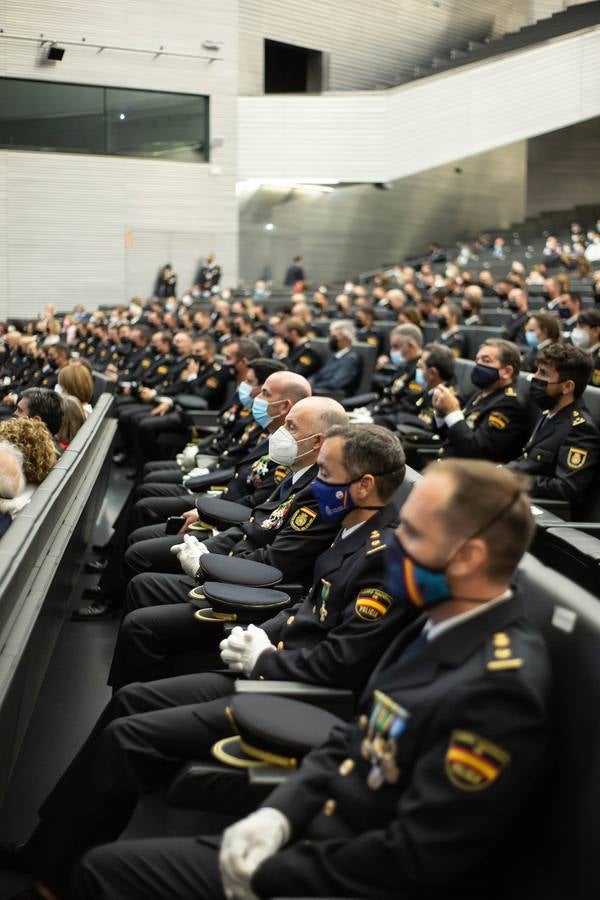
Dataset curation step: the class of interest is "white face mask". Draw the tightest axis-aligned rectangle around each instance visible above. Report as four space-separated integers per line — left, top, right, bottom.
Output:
268 426 316 467
571 327 590 349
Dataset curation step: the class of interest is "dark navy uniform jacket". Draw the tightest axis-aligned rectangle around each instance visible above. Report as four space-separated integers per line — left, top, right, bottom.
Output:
253 593 551 900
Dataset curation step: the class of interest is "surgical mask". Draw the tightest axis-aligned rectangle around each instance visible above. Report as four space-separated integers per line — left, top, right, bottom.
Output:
252 397 286 428
571 327 590 349
471 363 500 390
268 427 316 467
165 302 177 313
525 331 539 349
237 381 253 409
390 350 405 367
415 368 427 388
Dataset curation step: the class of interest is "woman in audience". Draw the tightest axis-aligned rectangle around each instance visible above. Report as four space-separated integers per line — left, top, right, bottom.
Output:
523 311 562 371
57 361 94 415
0 441 28 535
56 395 87 449
0 417 57 484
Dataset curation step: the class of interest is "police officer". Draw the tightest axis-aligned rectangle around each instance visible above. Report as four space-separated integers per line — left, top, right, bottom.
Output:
115 397 347 634
571 308 600 385
433 338 529 462
281 317 322 378
60 461 550 900
2 428 413 899
509 342 600 514
395 342 457 436
437 301 466 358
370 324 424 427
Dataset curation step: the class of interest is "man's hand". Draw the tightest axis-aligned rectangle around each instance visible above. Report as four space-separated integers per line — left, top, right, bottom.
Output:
432 384 461 416
219 624 275 675
150 400 171 417
139 386 156 403
183 359 200 379
219 808 291 900
169 533 208 576
179 508 199 533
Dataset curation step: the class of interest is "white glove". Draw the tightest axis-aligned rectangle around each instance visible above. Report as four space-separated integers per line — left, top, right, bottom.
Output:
219 624 275 675
182 465 210 484
219 807 290 900
179 444 200 472
169 533 208 577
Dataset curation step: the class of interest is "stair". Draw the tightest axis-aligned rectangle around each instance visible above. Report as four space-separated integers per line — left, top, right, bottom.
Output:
399 1 600 85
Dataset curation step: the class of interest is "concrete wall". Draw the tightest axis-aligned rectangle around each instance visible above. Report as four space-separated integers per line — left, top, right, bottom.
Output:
238 0 532 94
239 139 527 285
526 116 600 217
0 0 239 318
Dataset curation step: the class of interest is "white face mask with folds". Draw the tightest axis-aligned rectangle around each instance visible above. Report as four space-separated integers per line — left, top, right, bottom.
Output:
268 427 317 467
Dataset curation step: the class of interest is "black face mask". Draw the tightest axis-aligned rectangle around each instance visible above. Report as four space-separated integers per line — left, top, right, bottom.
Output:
193 354 207 365
437 315 448 330
529 376 563 411
462 306 472 317
329 336 340 352
507 300 519 312
47 357 58 370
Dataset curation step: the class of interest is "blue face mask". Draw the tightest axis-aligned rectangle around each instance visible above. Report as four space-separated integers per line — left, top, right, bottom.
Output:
384 536 451 610
385 492 521 610
415 368 427 388
252 397 286 428
237 381 253 409
390 350 405 367
559 307 571 320
525 331 539 349
311 476 358 522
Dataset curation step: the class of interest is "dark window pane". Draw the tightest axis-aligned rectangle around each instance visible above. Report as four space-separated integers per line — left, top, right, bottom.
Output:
0 78 209 163
105 88 208 162
0 79 104 154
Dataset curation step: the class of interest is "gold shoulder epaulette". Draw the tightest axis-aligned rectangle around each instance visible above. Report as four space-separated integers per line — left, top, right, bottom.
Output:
486 631 524 672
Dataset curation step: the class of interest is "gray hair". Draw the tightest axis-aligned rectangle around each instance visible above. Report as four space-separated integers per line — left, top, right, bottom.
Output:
392 323 423 348
0 441 26 498
330 319 356 344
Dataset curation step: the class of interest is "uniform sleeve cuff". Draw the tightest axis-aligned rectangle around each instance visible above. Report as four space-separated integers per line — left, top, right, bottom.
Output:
444 410 464 427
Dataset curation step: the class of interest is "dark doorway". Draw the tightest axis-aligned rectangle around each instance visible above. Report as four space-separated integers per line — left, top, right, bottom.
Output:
264 39 323 93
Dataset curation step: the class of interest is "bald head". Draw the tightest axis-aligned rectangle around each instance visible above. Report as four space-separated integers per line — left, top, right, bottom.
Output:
257 371 312 432
282 396 348 470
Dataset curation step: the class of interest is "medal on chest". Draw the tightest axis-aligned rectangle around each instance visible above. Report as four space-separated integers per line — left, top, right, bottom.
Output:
248 454 269 487
360 690 409 790
261 494 295 530
319 578 331 623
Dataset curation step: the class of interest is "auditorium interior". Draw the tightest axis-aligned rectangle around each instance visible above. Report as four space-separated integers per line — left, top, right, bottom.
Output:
0 2 600 899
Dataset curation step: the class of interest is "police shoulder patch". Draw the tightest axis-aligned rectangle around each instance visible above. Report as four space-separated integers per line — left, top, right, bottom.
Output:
451 347 461 358
567 446 588 469
290 506 317 531
367 336 378 346
445 730 510 791
141 358 152 367
504 387 517 397
299 354 311 365
408 381 422 392
488 411 508 430
206 377 219 388
157 365 169 375
355 588 393 621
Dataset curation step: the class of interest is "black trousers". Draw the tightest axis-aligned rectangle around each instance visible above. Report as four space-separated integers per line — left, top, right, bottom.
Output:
27 672 237 896
71 836 225 900
108 600 223 689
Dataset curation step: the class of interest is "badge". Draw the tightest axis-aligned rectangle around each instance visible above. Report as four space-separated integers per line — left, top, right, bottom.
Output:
290 506 317 532
141 358 151 367
157 365 168 375
488 411 508 430
355 588 393 621
360 690 409 790
319 578 331 622
567 446 588 469
445 730 510 791
206 377 219 388
248 455 270 487
299 355 311 365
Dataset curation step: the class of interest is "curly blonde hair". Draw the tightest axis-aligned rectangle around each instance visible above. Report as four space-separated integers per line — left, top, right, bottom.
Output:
0 418 57 483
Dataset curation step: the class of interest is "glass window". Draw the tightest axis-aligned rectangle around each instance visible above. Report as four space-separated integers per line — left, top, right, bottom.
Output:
0 78 209 163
